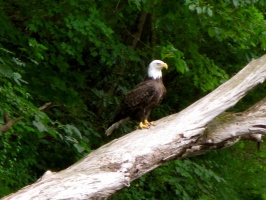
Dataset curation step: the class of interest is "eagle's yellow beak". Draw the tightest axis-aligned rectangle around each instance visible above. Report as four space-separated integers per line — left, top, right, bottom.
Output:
162 63 168 70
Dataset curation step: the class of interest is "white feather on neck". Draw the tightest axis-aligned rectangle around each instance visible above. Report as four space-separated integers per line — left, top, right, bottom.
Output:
148 67 162 79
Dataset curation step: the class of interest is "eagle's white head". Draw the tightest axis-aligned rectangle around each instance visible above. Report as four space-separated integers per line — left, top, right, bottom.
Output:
147 60 168 80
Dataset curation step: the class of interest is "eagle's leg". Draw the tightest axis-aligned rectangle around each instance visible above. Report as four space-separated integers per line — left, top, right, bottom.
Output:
142 111 155 127
139 111 155 129
139 121 149 129
144 119 155 126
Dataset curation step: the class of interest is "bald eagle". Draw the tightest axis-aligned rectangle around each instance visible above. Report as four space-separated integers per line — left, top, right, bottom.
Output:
106 60 168 136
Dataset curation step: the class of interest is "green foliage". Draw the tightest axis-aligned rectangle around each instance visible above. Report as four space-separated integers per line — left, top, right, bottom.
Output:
160 43 189 74
112 159 228 200
1 0 266 198
203 143 266 200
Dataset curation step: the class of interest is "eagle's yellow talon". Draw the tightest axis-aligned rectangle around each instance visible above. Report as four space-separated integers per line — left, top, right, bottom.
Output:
139 122 150 129
150 121 155 126
144 119 155 126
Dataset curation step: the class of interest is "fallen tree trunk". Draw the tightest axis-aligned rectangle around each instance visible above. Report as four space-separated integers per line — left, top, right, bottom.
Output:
3 55 266 200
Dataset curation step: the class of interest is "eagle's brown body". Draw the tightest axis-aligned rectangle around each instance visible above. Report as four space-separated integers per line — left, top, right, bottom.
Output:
111 78 165 125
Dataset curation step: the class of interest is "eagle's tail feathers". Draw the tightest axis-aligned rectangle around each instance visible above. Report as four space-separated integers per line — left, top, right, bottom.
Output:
105 118 129 136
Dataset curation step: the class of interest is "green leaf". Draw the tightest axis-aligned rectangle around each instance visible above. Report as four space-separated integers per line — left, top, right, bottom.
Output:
207 7 213 17
188 4 196 11
196 7 202 14
32 120 47 132
12 73 28 85
0 47 15 55
176 59 189 74
208 27 216 37
73 143 85 153
233 0 239 7
0 65 13 78
64 124 82 139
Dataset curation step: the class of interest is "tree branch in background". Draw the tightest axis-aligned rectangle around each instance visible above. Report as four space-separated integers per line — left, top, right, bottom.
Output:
0 102 52 134
38 102 52 111
131 11 147 49
0 116 24 134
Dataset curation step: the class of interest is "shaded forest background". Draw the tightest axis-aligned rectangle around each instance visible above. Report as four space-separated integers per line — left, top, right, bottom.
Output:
1 0 266 199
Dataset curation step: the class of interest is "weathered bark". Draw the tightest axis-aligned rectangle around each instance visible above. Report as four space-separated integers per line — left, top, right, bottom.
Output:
3 55 266 200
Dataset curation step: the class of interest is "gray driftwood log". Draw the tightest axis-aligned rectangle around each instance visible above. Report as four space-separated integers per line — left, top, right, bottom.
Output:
3 55 266 200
